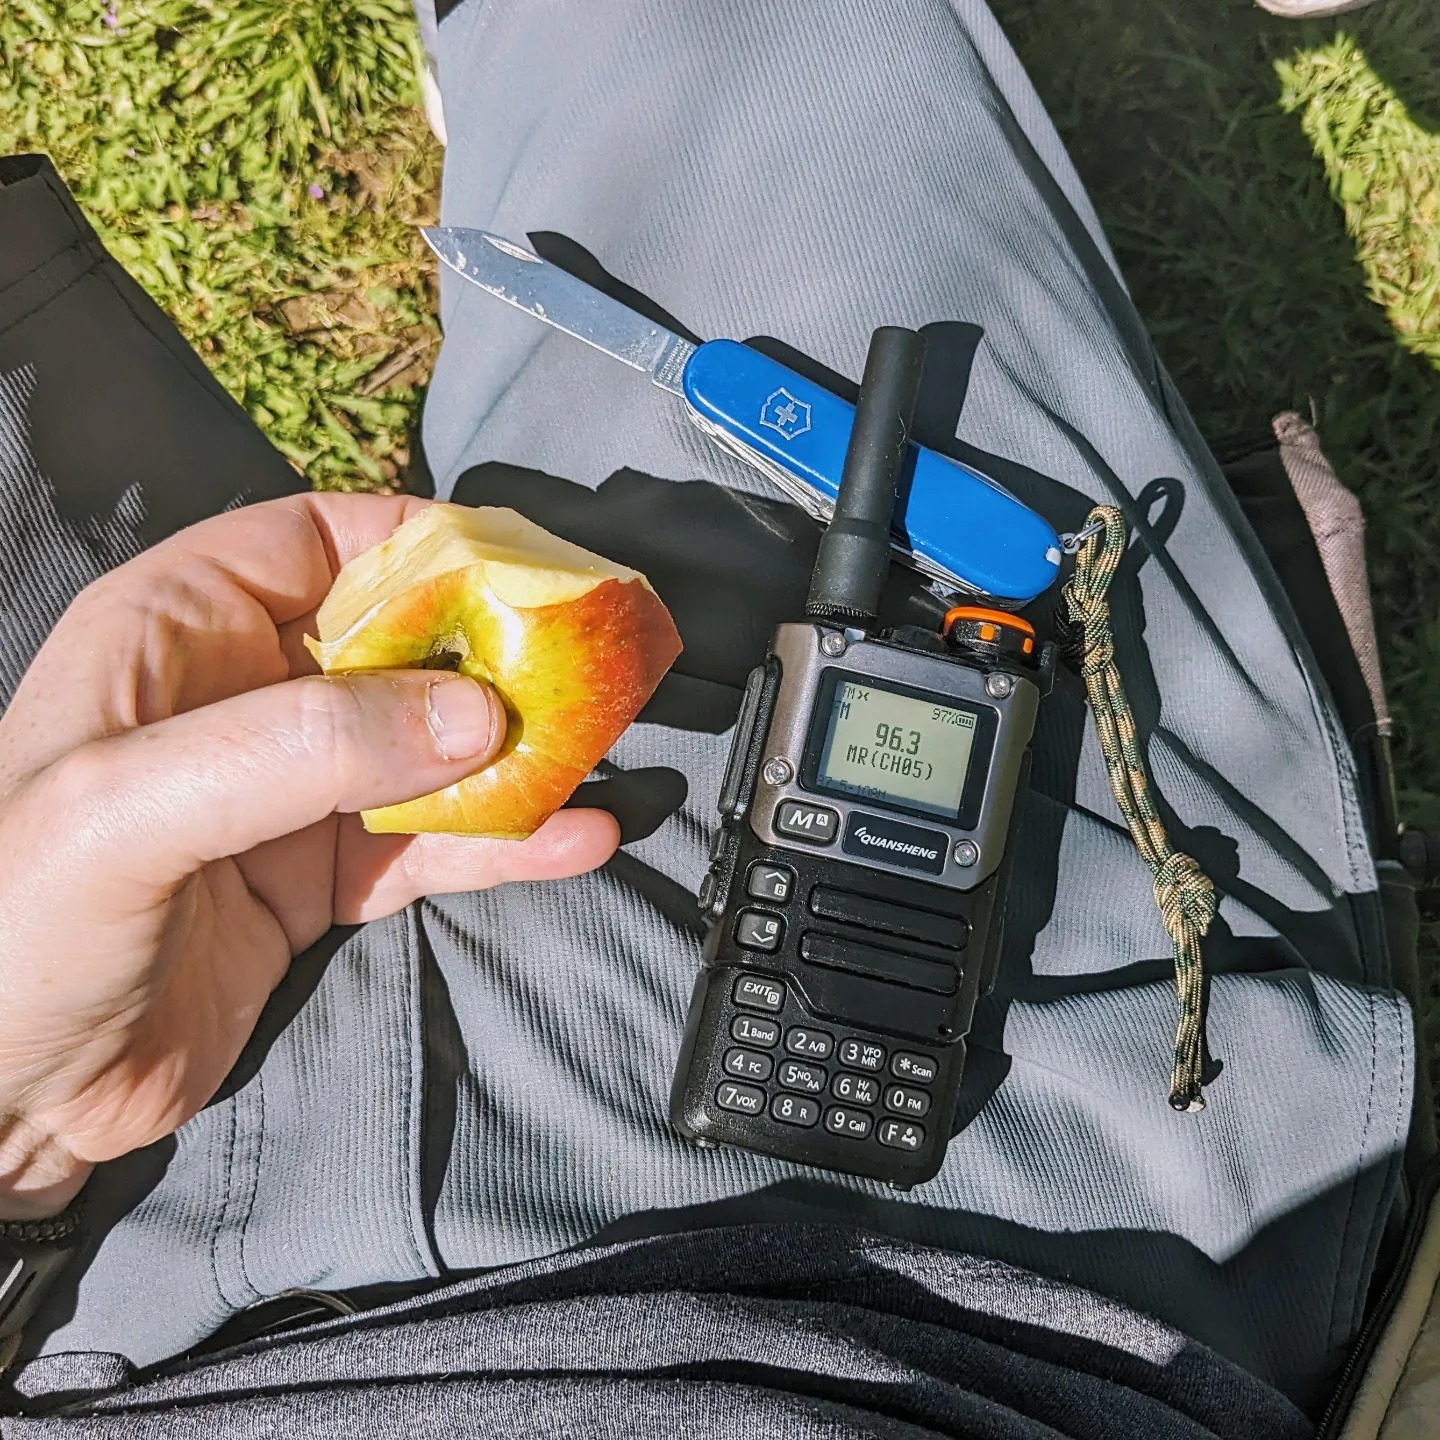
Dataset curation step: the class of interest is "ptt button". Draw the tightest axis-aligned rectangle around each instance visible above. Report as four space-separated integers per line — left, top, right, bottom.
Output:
723 1047 774 1082
831 1072 879 1106
746 862 796 904
785 1027 833 1059
891 1051 938 1084
731 1014 780 1048
715 1081 765 1116
884 1084 931 1118
697 872 719 914
735 910 784 952
777 1060 826 1095
877 1119 926 1152
732 975 784 1012
824 1106 873 1139
774 800 839 845
838 1039 887 1073
770 1093 820 1127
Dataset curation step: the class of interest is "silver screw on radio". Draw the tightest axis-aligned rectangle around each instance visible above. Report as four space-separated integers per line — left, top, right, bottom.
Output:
984 672 1014 699
762 757 793 786
953 839 980 868
819 632 847 657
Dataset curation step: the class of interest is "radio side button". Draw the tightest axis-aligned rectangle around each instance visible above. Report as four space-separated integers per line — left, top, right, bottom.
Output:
774 801 839 845
732 976 785 1012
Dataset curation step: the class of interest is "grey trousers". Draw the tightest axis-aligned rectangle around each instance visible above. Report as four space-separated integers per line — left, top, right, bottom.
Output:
11 0 1412 1412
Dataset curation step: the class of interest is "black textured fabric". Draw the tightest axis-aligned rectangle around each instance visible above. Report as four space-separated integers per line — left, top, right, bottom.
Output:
6 1225 1311 1439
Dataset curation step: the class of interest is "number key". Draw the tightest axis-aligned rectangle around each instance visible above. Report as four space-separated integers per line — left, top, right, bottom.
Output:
731 1014 780 1048
770 1093 820 1128
824 1106 873 1140
777 1060 826 1095
785 1027 833 1060
838 1039 887 1073
715 1082 765 1116
884 1084 931 1118
831 1072 879 1106
723 1048 773 1082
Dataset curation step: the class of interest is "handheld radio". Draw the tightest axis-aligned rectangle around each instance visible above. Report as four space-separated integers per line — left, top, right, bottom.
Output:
670 327 1053 1186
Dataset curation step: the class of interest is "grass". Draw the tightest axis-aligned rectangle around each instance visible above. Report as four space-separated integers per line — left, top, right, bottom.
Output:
3 6 1440 960
987 0 1440 826
0 0 442 488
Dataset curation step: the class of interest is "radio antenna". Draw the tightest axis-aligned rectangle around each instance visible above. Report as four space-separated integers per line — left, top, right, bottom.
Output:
805 326 926 629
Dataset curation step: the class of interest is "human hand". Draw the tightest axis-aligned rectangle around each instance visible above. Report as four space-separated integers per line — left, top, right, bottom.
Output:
0 494 621 1218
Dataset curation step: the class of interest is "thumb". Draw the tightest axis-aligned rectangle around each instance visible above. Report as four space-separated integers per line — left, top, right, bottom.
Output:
49 672 506 879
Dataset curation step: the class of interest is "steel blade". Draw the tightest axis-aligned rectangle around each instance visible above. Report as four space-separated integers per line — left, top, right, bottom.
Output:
424 228 695 393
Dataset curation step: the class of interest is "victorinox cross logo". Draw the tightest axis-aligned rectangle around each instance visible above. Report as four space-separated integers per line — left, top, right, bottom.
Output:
759 388 812 441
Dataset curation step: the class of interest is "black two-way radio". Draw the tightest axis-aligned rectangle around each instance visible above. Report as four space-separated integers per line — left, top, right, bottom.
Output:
670 326 1052 1186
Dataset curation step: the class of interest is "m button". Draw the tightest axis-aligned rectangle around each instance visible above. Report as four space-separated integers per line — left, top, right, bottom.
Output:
775 801 839 845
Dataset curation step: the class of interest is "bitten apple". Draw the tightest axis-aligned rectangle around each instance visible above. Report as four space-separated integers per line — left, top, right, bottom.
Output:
307 503 682 838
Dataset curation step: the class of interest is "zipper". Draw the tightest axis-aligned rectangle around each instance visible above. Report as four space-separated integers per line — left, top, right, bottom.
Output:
1316 1157 1440 1438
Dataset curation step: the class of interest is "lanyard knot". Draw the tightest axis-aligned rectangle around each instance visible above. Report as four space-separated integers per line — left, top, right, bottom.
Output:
1061 505 1217 1114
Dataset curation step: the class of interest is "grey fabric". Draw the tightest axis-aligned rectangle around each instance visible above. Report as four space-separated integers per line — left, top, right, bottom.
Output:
7 1225 1311 1439
0 0 1414 1416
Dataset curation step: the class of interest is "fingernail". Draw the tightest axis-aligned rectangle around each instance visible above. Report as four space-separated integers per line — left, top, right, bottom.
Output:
425 678 501 761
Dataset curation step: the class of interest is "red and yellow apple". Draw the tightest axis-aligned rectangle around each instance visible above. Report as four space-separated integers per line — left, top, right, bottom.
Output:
307 503 682 838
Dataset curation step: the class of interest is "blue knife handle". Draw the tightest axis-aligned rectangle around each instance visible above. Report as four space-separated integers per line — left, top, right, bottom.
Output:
681 339 1061 604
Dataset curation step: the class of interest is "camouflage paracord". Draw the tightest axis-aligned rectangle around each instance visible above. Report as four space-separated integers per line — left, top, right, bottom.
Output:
1060 505 1215 1113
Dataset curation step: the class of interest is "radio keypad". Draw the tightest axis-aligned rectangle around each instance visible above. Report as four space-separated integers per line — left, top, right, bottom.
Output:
777 1060 826 1095
731 1014 780 1048
724 1048 774 1082
711 845 953 1164
712 986 945 1162
785 1027 833 1059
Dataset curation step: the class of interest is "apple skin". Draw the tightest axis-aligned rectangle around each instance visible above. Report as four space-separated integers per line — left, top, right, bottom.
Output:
307 505 682 838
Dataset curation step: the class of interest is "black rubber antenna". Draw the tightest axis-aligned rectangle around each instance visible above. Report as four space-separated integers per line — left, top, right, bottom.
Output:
805 326 926 629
